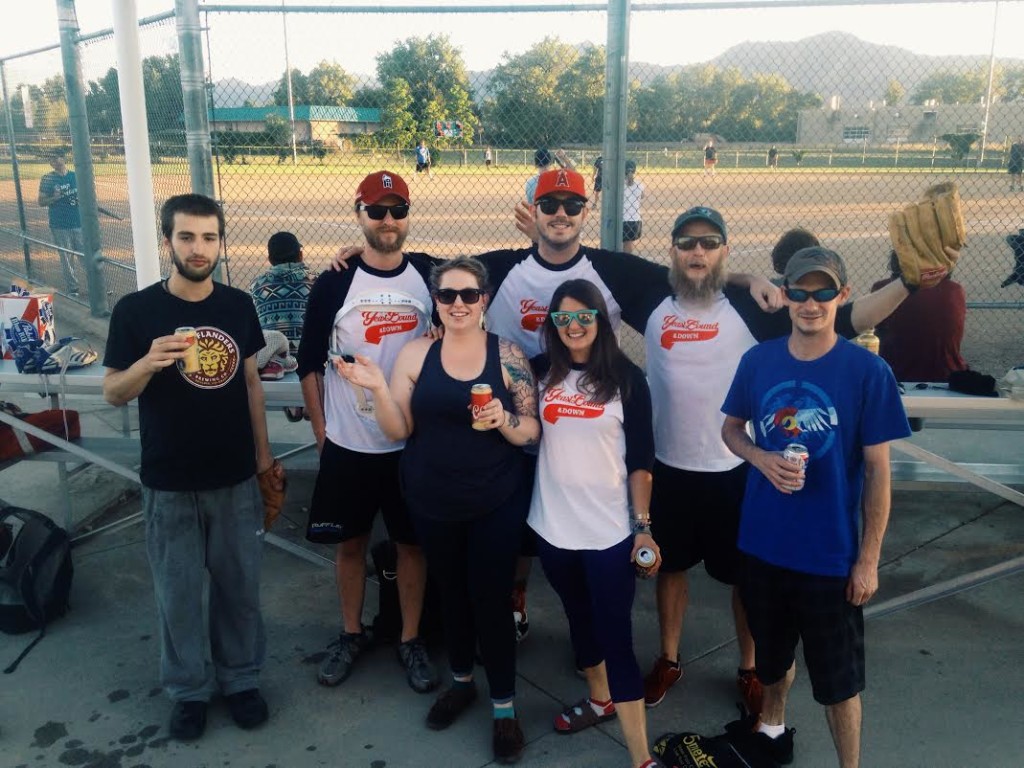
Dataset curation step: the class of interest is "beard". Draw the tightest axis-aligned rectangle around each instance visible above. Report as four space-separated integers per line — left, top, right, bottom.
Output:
670 255 726 302
171 247 219 282
363 222 408 254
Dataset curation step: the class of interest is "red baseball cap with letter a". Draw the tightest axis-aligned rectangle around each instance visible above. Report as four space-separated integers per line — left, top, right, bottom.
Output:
355 170 411 206
534 168 588 201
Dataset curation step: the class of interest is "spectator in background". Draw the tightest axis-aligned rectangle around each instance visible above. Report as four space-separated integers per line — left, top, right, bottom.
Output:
703 141 718 175
415 140 432 178
621 160 644 254
767 145 779 170
250 231 315 355
485 146 494 168
38 149 83 296
770 228 820 283
525 148 555 204
1008 136 1023 192
591 155 604 210
871 250 967 382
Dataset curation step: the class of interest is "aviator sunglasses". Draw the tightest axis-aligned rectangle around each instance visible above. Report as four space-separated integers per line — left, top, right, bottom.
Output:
550 309 599 327
673 235 724 251
536 197 587 217
434 288 485 305
784 286 841 303
358 203 410 220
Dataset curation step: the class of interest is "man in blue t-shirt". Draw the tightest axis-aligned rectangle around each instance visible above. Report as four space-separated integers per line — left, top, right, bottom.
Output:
721 246 911 768
37 150 83 295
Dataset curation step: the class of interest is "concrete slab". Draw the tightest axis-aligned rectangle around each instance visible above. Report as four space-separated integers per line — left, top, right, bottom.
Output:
2 470 1022 767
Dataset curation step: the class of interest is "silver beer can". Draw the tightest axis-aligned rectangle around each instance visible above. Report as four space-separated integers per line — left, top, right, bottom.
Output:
782 444 809 491
634 546 656 571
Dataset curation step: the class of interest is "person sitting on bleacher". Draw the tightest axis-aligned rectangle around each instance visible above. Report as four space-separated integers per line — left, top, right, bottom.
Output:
250 231 314 355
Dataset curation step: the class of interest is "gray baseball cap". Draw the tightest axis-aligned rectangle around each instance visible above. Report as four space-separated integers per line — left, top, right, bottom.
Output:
783 246 848 289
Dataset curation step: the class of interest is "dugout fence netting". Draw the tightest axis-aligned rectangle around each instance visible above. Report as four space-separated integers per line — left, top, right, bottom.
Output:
0 1 1021 373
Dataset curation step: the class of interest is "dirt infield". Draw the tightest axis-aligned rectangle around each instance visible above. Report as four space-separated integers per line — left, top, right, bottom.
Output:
2 165 1021 373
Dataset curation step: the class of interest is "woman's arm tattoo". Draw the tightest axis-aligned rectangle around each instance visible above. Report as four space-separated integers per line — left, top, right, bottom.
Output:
499 338 538 419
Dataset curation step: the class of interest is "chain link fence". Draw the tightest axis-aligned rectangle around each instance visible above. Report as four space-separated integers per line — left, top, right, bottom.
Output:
0 1 1021 374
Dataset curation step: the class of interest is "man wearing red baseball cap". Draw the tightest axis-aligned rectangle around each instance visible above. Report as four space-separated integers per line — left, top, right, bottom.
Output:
296 170 440 696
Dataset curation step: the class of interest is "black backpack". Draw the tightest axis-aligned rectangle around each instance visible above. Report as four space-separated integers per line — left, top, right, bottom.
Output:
0 503 74 673
652 731 779 768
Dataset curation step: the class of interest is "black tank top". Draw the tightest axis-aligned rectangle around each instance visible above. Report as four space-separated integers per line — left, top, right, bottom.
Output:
401 333 523 521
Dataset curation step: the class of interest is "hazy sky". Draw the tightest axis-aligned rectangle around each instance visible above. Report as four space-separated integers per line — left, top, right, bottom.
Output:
4 1 1022 88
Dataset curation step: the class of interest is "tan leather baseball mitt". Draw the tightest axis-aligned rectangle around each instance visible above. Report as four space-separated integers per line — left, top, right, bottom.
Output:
888 182 965 289
257 459 287 531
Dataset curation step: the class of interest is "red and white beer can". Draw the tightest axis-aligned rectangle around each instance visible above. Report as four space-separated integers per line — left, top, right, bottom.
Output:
470 383 493 430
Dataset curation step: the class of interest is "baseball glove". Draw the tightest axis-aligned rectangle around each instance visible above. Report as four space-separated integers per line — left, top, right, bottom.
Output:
257 459 287 531
888 182 966 289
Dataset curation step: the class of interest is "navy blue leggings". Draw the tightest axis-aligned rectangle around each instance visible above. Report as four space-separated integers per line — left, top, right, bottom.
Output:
536 534 643 702
412 487 526 702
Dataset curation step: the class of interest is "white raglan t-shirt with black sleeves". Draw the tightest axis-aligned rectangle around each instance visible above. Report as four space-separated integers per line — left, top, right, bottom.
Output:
645 291 757 472
480 245 667 359
528 361 654 551
297 254 434 454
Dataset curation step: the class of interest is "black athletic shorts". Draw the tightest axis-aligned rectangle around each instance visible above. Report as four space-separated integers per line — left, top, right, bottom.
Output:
306 440 416 545
623 221 643 243
740 555 865 706
649 460 747 583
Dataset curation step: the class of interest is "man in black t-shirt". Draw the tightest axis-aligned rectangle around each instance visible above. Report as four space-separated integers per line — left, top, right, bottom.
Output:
103 194 276 742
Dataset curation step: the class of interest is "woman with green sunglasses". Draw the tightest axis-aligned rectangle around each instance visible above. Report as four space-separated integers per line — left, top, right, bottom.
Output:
528 278 661 768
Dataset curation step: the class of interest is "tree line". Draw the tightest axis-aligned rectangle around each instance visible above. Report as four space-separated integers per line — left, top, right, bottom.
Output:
3 36 1024 151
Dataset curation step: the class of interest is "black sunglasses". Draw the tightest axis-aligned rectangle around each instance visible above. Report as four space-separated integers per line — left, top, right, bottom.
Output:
673 235 724 251
784 286 840 303
434 288 485 305
358 203 410 220
536 197 587 217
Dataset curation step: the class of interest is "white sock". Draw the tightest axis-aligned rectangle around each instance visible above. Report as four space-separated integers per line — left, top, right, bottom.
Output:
758 722 786 739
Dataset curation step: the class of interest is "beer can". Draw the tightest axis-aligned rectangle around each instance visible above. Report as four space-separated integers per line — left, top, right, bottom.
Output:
853 328 880 355
175 326 200 374
782 443 808 491
470 383 493 430
634 546 657 575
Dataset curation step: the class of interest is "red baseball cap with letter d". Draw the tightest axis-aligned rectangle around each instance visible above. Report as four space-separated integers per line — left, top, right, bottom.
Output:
355 170 411 206
534 168 588 201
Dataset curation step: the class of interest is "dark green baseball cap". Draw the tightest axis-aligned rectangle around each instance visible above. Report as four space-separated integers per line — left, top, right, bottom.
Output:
671 206 727 242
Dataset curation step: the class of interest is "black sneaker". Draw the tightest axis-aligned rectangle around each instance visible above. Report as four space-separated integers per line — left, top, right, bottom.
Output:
426 684 478 730
225 688 268 730
398 637 440 693
169 700 207 741
318 629 371 686
725 709 795 766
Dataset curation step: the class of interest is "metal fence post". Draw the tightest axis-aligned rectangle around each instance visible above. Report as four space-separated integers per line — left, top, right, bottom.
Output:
0 60 33 280
175 0 220 281
57 0 108 316
599 0 629 252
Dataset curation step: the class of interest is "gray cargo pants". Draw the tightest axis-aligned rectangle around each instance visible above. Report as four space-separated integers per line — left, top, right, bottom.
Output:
142 477 266 702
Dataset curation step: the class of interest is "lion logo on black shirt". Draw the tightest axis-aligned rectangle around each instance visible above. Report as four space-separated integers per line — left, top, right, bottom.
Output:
180 327 240 389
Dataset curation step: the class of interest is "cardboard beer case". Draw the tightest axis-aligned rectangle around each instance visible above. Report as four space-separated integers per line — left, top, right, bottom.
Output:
0 284 56 360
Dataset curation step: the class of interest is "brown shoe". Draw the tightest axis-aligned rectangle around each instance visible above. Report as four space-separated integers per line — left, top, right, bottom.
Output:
493 717 525 764
737 668 763 717
426 684 477 730
643 655 682 708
